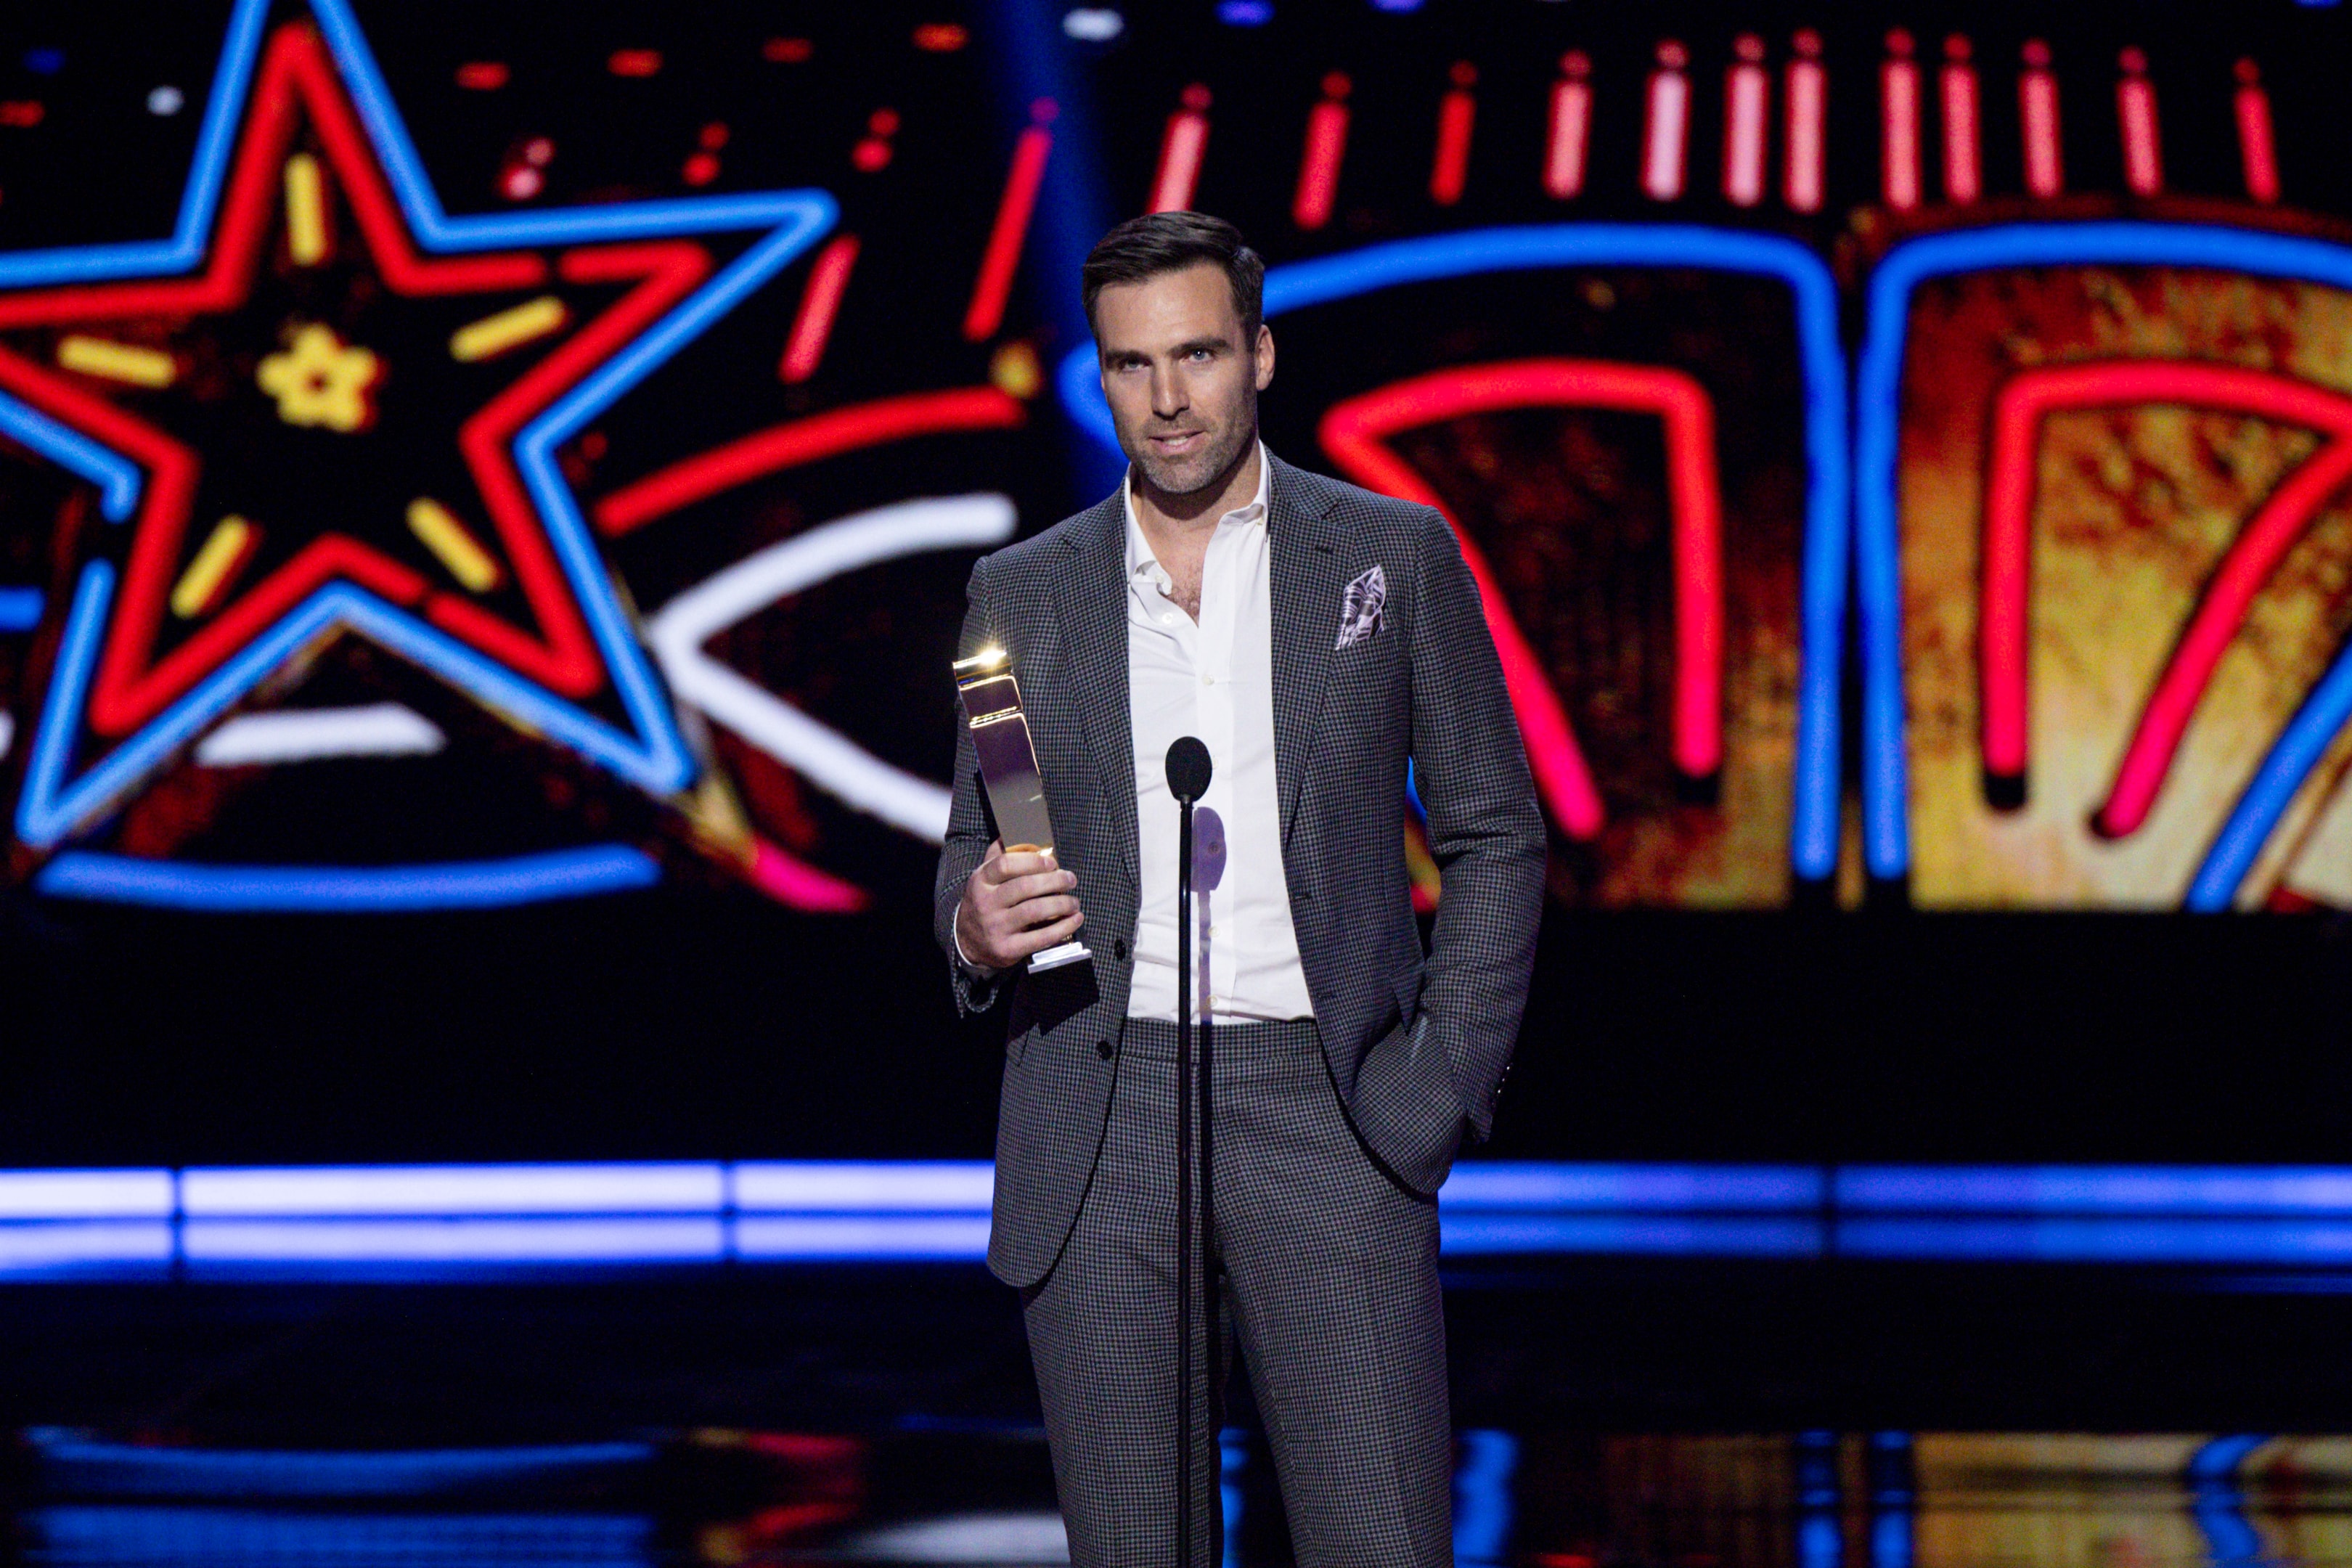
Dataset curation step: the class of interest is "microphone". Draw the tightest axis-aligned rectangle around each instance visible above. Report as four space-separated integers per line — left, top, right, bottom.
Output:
1165 736 1212 804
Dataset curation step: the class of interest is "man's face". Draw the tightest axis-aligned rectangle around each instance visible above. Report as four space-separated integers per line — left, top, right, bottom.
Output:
1093 261 1275 499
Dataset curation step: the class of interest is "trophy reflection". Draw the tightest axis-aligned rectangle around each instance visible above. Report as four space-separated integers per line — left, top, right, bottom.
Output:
953 645 1093 972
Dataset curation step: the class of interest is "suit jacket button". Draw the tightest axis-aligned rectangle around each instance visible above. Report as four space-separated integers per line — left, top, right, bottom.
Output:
1113 937 1130 960
1096 1037 1114 1061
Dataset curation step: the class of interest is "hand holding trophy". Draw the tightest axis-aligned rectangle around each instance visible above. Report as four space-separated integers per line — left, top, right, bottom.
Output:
952 646 1093 973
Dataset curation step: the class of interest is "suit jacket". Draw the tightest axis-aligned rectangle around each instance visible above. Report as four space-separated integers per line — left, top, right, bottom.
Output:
934 452 1546 1288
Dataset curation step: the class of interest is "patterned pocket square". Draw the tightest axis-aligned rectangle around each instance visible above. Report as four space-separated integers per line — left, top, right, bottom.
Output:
1334 564 1387 650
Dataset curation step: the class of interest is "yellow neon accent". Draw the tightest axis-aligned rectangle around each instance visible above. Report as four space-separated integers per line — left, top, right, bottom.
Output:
285 152 328 264
449 295 569 362
56 335 176 388
952 645 1008 675
406 499 503 593
257 324 380 432
171 516 255 618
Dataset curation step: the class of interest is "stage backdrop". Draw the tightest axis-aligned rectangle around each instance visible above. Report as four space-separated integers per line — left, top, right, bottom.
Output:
0 0 2345 1166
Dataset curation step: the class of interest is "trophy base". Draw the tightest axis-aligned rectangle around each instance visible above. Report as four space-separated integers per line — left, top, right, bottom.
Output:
1028 940 1093 973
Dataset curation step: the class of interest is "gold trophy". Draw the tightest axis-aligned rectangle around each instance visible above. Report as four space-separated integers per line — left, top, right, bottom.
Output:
953 645 1092 972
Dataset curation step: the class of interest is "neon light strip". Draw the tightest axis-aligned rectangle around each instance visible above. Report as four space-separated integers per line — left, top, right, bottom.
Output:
1543 71 1591 201
0 1169 171 1218
36 845 658 910
406 497 503 592
963 120 1051 342
1429 76 1475 208
1641 57 1689 201
28 1434 655 1496
731 1161 994 1210
186 1216 727 1264
0 1223 174 1274
1881 48 1921 210
1783 41 1825 213
1940 45 1980 203
184 1163 724 1215
25 1509 652 1564
195 703 445 764
1294 91 1349 228
2118 55 2164 196
449 295 568 362
0 587 41 629
169 515 257 618
284 152 328 264
1059 226 1850 879
17 1164 2352 1270
2020 47 2063 197
1854 224 2352 882
2188 633 2352 909
595 387 1024 534
1723 52 1768 209
56 335 175 388
1147 92 1209 213
1839 1218 2352 1264
2236 65 2280 205
779 234 858 381
1978 362 2352 828
648 495 1019 839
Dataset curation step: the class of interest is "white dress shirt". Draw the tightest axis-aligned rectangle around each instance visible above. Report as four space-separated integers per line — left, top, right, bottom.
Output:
1124 445 1315 1023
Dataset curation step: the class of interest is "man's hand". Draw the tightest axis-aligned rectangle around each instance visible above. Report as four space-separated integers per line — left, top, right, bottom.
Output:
955 840 1085 972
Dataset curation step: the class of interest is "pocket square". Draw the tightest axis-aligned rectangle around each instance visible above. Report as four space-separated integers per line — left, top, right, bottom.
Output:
1334 564 1387 650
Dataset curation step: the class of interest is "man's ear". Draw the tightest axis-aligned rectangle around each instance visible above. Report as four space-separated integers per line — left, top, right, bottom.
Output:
1254 324 1275 392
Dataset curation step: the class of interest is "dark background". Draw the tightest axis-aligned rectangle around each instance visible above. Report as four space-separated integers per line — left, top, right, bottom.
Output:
0 0 2345 1169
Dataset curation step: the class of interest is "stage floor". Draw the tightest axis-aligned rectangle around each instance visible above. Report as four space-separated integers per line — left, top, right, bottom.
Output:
4 1259 2351 1564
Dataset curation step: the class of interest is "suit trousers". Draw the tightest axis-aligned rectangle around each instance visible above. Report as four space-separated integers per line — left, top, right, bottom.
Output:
1021 1016 1453 1567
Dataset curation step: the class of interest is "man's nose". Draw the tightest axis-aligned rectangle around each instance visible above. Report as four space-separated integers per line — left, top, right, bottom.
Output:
1149 363 1187 417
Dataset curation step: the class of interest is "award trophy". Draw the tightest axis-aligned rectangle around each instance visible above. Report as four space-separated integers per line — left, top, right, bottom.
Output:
952 645 1093 972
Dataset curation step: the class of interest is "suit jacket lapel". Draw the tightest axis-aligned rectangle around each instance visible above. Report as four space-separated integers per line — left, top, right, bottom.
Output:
1054 491 1140 882
1268 454 1347 845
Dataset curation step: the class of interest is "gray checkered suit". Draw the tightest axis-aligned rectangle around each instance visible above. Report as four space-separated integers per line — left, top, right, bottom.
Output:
934 454 1545 1565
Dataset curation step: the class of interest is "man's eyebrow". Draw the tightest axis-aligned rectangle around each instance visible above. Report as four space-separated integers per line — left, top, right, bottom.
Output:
1175 335 1233 355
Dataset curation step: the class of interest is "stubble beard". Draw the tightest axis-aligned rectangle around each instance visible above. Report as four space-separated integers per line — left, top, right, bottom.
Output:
1123 385 1257 502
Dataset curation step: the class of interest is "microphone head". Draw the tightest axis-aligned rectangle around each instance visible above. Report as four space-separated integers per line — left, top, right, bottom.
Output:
1164 736 1212 803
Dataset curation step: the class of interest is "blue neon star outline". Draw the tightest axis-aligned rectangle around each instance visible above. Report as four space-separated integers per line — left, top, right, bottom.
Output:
0 0 836 904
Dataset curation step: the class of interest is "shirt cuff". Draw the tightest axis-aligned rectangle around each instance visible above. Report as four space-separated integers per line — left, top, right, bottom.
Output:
951 918 1000 978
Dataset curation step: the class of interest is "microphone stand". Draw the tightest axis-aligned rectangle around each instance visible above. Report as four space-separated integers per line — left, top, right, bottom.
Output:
1165 735 1212 1567
1174 778 1196 1568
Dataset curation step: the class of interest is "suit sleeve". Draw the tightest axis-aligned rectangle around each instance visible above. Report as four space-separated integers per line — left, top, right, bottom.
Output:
1407 505 1548 1141
934 555 1006 1017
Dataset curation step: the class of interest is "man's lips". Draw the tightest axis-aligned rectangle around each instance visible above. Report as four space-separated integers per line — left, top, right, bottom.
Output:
1149 430 1207 452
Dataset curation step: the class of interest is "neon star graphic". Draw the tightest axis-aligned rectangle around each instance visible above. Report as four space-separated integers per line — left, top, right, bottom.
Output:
0 0 833 905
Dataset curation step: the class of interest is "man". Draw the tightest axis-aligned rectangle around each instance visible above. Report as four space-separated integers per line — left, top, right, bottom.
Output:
934 212 1544 1567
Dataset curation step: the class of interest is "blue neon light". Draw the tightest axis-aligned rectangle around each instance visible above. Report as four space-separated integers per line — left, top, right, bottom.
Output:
2187 632 2352 909
12 1163 2352 1273
28 1431 654 1498
1453 1431 1518 1567
1061 226 1851 881
1837 1217 2352 1264
0 587 42 630
0 1222 173 1276
1839 1164 2352 1213
1854 223 2352 883
28 1508 653 1567
0 0 837 907
2189 1434 2270 1568
36 846 659 911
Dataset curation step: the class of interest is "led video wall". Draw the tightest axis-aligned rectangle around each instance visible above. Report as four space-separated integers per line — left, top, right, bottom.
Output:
0 0 2346 920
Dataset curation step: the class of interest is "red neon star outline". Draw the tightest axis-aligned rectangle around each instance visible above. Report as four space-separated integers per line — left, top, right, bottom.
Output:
0 21 711 739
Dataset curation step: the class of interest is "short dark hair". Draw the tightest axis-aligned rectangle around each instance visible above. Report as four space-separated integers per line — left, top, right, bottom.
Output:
1082 211 1265 344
